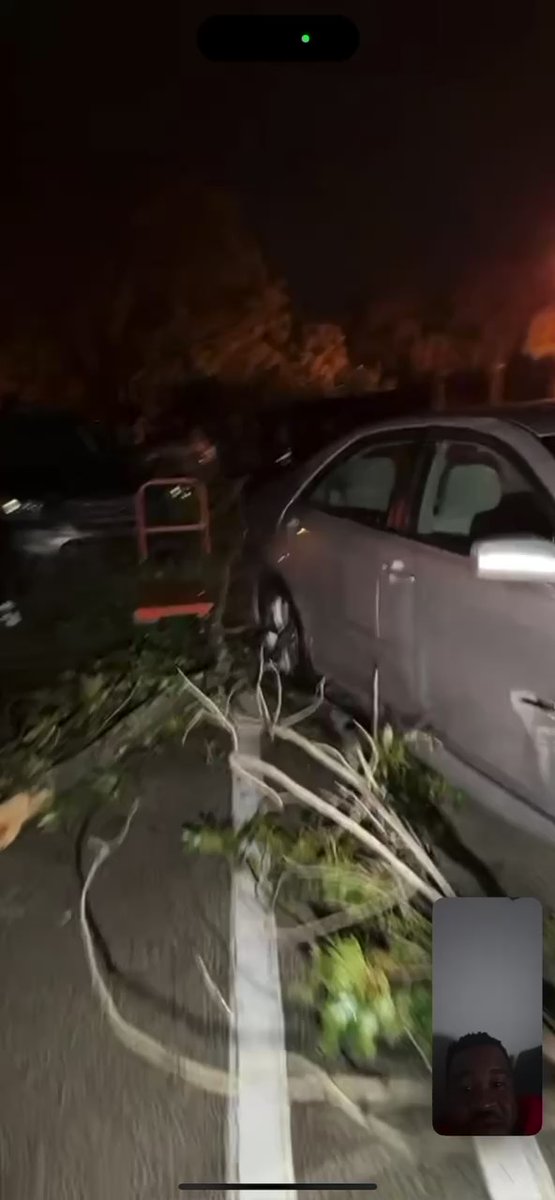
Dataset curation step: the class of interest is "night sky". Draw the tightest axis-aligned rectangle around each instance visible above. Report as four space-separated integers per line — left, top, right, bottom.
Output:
3 0 555 319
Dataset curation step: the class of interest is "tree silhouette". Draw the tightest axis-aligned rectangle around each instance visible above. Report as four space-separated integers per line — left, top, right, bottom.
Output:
454 253 552 405
0 180 360 414
523 305 555 399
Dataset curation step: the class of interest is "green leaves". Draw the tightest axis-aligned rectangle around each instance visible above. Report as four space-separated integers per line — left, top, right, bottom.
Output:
344 1005 380 1061
0 624 214 838
182 810 262 859
298 932 433 1063
321 864 398 910
374 724 456 820
404 983 433 1056
182 825 238 856
317 982 408 1062
315 937 370 1000
320 993 360 1058
175 686 443 1069
80 672 107 706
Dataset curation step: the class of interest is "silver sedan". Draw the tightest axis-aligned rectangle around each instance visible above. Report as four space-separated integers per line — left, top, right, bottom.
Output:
246 402 555 841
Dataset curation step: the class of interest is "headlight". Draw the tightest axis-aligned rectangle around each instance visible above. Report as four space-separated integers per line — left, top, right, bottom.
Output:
1 498 44 517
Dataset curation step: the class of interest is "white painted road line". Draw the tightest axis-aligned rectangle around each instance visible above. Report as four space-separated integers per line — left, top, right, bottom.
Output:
227 716 297 1200
474 1136 555 1200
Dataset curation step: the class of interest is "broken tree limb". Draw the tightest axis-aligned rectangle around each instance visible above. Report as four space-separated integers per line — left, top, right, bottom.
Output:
78 805 418 1163
230 751 449 904
270 722 451 898
52 685 183 793
0 788 53 849
178 668 453 901
0 683 190 850
77 782 555 1155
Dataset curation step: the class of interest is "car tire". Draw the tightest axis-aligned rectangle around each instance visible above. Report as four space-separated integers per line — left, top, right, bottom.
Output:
257 576 312 684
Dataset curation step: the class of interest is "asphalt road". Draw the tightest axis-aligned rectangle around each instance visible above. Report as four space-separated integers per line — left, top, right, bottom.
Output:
0 737 230 1200
3 725 555 1199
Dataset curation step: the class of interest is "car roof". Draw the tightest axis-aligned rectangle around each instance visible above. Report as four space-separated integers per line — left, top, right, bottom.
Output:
338 400 555 440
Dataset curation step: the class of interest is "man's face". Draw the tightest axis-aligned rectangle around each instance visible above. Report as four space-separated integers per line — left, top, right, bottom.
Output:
446 1044 518 1135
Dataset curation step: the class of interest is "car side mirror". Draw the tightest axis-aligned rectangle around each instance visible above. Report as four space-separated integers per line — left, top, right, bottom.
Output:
471 535 555 582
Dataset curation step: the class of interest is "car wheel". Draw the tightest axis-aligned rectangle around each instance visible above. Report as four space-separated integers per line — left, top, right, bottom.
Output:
258 578 311 681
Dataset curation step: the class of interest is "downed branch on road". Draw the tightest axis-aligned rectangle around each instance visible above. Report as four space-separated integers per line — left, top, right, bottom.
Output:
180 664 456 1069
0 497 249 850
0 481 257 849
180 664 555 1066
76 664 555 1153
71 655 555 1176
0 626 216 847
0 787 53 850
78 802 421 1158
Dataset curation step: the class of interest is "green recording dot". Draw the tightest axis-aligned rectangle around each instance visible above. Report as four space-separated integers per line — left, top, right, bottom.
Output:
301 32 311 44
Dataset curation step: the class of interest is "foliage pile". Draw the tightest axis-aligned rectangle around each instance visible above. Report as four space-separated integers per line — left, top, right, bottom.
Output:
181 668 457 1069
182 675 555 1063
186 813 433 1064
0 625 212 823
6 620 555 1069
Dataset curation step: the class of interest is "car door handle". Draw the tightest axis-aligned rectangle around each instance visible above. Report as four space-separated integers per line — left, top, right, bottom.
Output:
382 559 415 583
522 696 555 714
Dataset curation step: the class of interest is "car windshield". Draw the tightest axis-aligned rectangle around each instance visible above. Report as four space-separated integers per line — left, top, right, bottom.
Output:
541 434 555 460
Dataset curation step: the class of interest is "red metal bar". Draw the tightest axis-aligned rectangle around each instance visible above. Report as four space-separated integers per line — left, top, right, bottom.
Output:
134 600 214 624
135 477 211 562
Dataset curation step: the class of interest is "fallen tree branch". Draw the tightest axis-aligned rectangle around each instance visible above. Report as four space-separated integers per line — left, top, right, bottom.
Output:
180 666 452 902
270 723 451 898
0 683 189 849
278 897 405 946
79 802 555 1147
78 798 425 1143
74 669 555 1144
0 788 53 849
80 800 232 1096
231 751 449 904
196 954 234 1020
69 683 183 786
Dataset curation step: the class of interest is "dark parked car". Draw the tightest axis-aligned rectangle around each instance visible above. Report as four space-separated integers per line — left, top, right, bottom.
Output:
0 520 22 625
0 408 141 587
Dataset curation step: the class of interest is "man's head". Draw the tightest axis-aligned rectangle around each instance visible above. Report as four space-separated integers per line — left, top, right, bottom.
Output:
444 1032 518 1135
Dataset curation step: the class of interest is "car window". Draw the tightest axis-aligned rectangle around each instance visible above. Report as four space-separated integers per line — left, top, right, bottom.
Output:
306 440 416 530
416 438 554 554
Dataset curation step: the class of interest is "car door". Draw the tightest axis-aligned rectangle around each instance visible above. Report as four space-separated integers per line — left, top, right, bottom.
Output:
372 439 432 727
271 433 423 707
411 431 555 818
